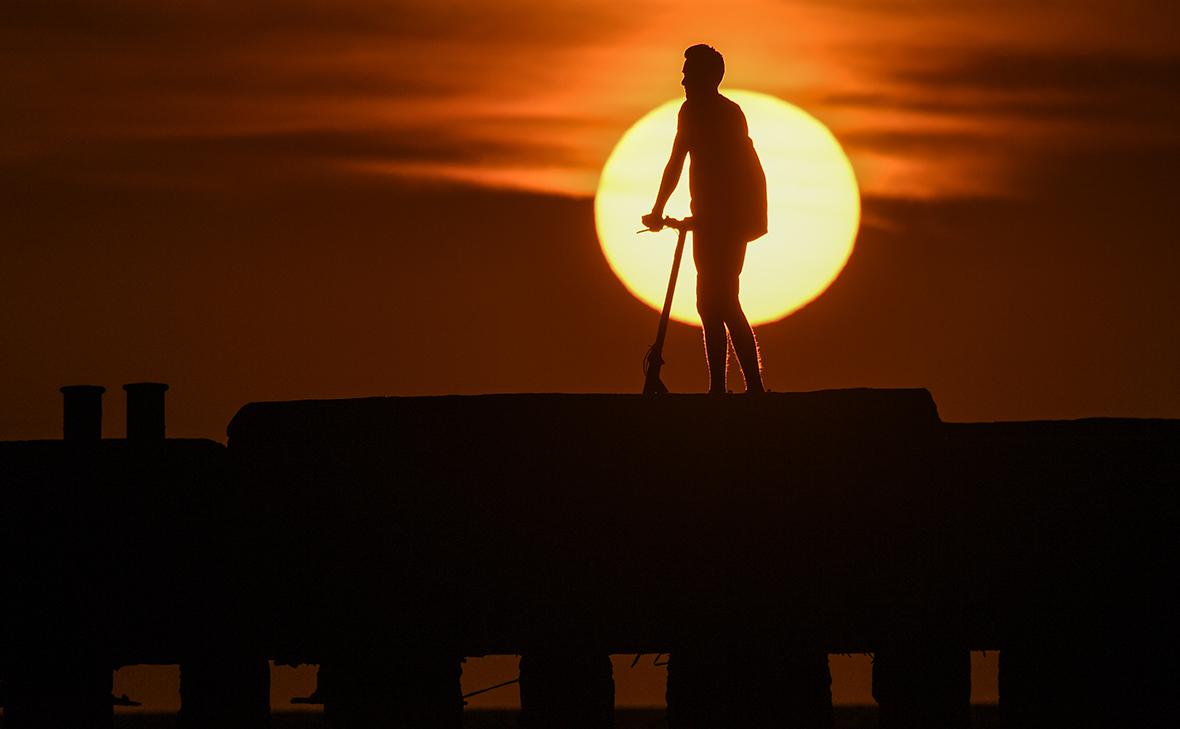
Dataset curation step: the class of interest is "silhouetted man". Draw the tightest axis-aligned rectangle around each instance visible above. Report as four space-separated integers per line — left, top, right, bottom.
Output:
643 44 768 395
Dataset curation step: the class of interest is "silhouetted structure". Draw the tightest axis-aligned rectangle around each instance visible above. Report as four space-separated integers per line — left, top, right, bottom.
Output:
123 382 169 441
1 387 1177 728
60 384 105 442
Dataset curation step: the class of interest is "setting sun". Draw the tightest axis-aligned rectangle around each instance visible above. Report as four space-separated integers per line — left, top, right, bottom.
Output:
595 91 861 326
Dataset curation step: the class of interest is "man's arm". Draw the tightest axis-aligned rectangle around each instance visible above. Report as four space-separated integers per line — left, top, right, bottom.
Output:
643 132 688 230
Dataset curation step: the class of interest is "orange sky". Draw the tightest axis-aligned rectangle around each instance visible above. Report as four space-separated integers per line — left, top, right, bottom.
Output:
2 0 1178 439
5 0 1179 200
2 0 1179 711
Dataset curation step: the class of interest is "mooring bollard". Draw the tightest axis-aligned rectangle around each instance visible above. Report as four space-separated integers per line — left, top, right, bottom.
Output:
123 382 169 441
60 384 105 442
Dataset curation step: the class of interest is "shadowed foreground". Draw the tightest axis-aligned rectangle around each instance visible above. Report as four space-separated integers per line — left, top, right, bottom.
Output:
1 388 1175 728
0 707 1003 729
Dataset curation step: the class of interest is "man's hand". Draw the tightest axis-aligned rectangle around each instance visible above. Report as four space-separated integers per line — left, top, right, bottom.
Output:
641 211 665 232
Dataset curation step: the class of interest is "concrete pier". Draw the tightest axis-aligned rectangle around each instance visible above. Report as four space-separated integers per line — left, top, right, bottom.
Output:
1 388 1176 726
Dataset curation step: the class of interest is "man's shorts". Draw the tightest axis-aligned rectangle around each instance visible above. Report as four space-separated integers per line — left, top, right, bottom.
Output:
693 225 748 310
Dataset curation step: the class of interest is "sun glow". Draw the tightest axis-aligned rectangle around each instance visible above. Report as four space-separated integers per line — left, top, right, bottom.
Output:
595 91 860 325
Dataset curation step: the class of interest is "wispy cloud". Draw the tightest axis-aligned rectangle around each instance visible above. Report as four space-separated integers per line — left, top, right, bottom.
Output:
3 0 1178 199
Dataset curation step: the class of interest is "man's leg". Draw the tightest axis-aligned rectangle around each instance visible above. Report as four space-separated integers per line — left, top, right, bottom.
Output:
725 304 764 393
713 237 764 394
698 300 729 394
695 234 731 394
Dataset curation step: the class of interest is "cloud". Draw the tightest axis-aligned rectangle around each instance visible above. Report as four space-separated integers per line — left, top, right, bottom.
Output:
1 0 641 194
888 50 1180 133
0 0 634 137
5 0 1179 201
814 45 1180 200
817 0 1178 54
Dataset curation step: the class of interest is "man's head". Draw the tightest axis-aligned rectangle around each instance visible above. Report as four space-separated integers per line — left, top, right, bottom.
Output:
682 44 724 99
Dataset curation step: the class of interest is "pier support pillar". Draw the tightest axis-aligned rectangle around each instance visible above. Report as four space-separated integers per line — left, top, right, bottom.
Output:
998 645 1052 729
2 656 113 729
997 643 1172 729
999 643 1119 729
179 654 270 729
666 648 832 729
322 652 463 729
518 652 614 729
872 643 969 729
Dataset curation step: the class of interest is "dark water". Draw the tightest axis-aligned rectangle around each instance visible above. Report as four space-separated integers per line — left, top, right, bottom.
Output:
4 706 999 728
